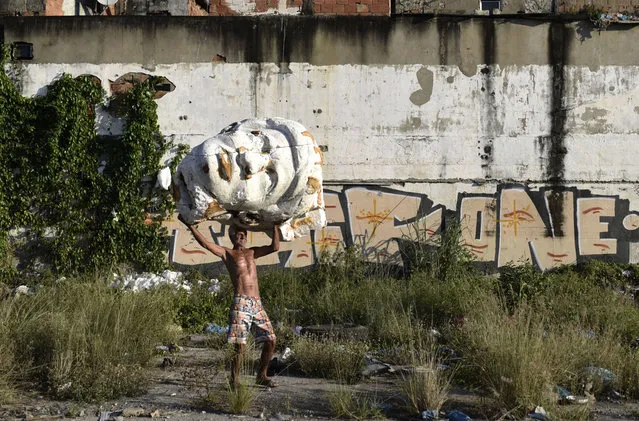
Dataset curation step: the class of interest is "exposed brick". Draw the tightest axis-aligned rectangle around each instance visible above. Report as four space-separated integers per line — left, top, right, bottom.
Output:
268 0 279 8
334 4 345 11
255 0 268 11
210 0 240 15
370 2 388 13
45 0 63 16
336 0 347 5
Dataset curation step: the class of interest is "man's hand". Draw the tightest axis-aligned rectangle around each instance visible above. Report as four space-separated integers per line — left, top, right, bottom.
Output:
252 224 280 259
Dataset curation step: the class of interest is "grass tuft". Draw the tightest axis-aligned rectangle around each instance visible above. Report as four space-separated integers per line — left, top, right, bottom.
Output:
292 336 368 384
329 385 384 420
401 353 453 415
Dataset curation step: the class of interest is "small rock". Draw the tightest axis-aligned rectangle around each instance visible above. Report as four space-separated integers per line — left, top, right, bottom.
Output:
150 409 161 418
122 407 145 417
14 285 30 296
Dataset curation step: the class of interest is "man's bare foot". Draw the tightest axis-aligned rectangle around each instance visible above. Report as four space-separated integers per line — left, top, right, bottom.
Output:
255 377 278 388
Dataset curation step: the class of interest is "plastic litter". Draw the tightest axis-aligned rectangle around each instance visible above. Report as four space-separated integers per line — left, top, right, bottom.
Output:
583 366 616 385
422 409 439 420
279 347 294 364
208 279 221 294
554 385 589 404
447 409 472 421
204 323 228 334
156 167 171 190
13 285 30 296
111 270 187 292
528 406 552 421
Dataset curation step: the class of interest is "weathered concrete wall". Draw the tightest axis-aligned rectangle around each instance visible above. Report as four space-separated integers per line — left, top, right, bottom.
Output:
4 16 639 270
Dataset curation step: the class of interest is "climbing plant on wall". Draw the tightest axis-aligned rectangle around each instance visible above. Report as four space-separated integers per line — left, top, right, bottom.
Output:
0 49 187 280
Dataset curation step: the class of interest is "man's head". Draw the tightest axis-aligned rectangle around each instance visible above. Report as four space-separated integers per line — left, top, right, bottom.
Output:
228 225 248 248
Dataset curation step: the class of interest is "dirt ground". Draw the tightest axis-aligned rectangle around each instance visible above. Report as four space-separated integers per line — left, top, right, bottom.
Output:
3 335 639 421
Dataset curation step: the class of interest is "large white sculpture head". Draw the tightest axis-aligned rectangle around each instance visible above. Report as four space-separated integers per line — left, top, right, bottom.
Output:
173 118 326 241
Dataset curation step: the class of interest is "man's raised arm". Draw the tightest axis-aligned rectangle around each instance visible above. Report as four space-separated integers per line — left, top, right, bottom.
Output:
252 225 280 259
178 214 227 259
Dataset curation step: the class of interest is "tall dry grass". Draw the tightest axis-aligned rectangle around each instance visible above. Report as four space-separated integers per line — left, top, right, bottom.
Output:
1 271 176 401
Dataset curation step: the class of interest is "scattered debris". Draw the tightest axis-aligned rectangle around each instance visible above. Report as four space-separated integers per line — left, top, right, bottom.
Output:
583 366 616 385
422 409 440 420
13 285 31 296
554 385 589 404
447 409 472 421
204 323 228 334
110 270 220 294
156 167 172 190
279 347 294 364
121 407 145 417
528 406 552 421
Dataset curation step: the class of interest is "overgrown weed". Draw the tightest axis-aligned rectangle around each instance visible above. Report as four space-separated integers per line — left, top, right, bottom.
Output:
3 271 175 401
401 353 453 415
292 336 367 384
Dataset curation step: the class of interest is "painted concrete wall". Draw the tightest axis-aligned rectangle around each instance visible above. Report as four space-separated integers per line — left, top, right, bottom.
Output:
4 16 639 271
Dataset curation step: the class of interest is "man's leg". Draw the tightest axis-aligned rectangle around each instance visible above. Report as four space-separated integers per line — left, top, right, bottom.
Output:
256 337 276 385
230 343 245 390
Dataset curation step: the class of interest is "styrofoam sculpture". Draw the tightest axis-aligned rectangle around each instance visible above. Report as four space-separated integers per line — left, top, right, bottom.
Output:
173 118 326 241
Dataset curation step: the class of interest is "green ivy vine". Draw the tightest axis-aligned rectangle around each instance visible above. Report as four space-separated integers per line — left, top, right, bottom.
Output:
0 49 188 280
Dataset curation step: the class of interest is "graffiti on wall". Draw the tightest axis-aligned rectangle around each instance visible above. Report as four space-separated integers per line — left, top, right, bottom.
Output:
164 185 639 271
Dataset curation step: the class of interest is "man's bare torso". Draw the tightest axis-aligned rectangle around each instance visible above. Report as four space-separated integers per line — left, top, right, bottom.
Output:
224 247 260 297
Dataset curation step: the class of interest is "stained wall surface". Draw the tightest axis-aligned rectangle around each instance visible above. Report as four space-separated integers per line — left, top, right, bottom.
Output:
3 16 639 271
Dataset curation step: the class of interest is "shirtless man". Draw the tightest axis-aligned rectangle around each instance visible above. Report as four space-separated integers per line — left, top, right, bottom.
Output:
179 215 280 388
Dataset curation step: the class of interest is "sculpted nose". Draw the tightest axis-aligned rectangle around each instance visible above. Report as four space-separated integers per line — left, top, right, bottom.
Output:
237 150 270 180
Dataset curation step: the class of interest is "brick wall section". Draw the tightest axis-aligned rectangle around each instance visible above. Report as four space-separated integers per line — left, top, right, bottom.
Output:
313 0 390 15
188 0 387 15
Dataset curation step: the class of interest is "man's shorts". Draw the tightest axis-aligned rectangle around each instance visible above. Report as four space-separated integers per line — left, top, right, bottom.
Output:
227 295 276 344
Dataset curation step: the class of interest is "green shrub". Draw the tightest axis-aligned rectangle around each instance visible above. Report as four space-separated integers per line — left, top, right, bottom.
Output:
497 263 549 312
174 271 231 332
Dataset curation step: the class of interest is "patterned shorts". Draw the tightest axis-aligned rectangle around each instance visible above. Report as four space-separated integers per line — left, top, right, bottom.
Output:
227 295 276 344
